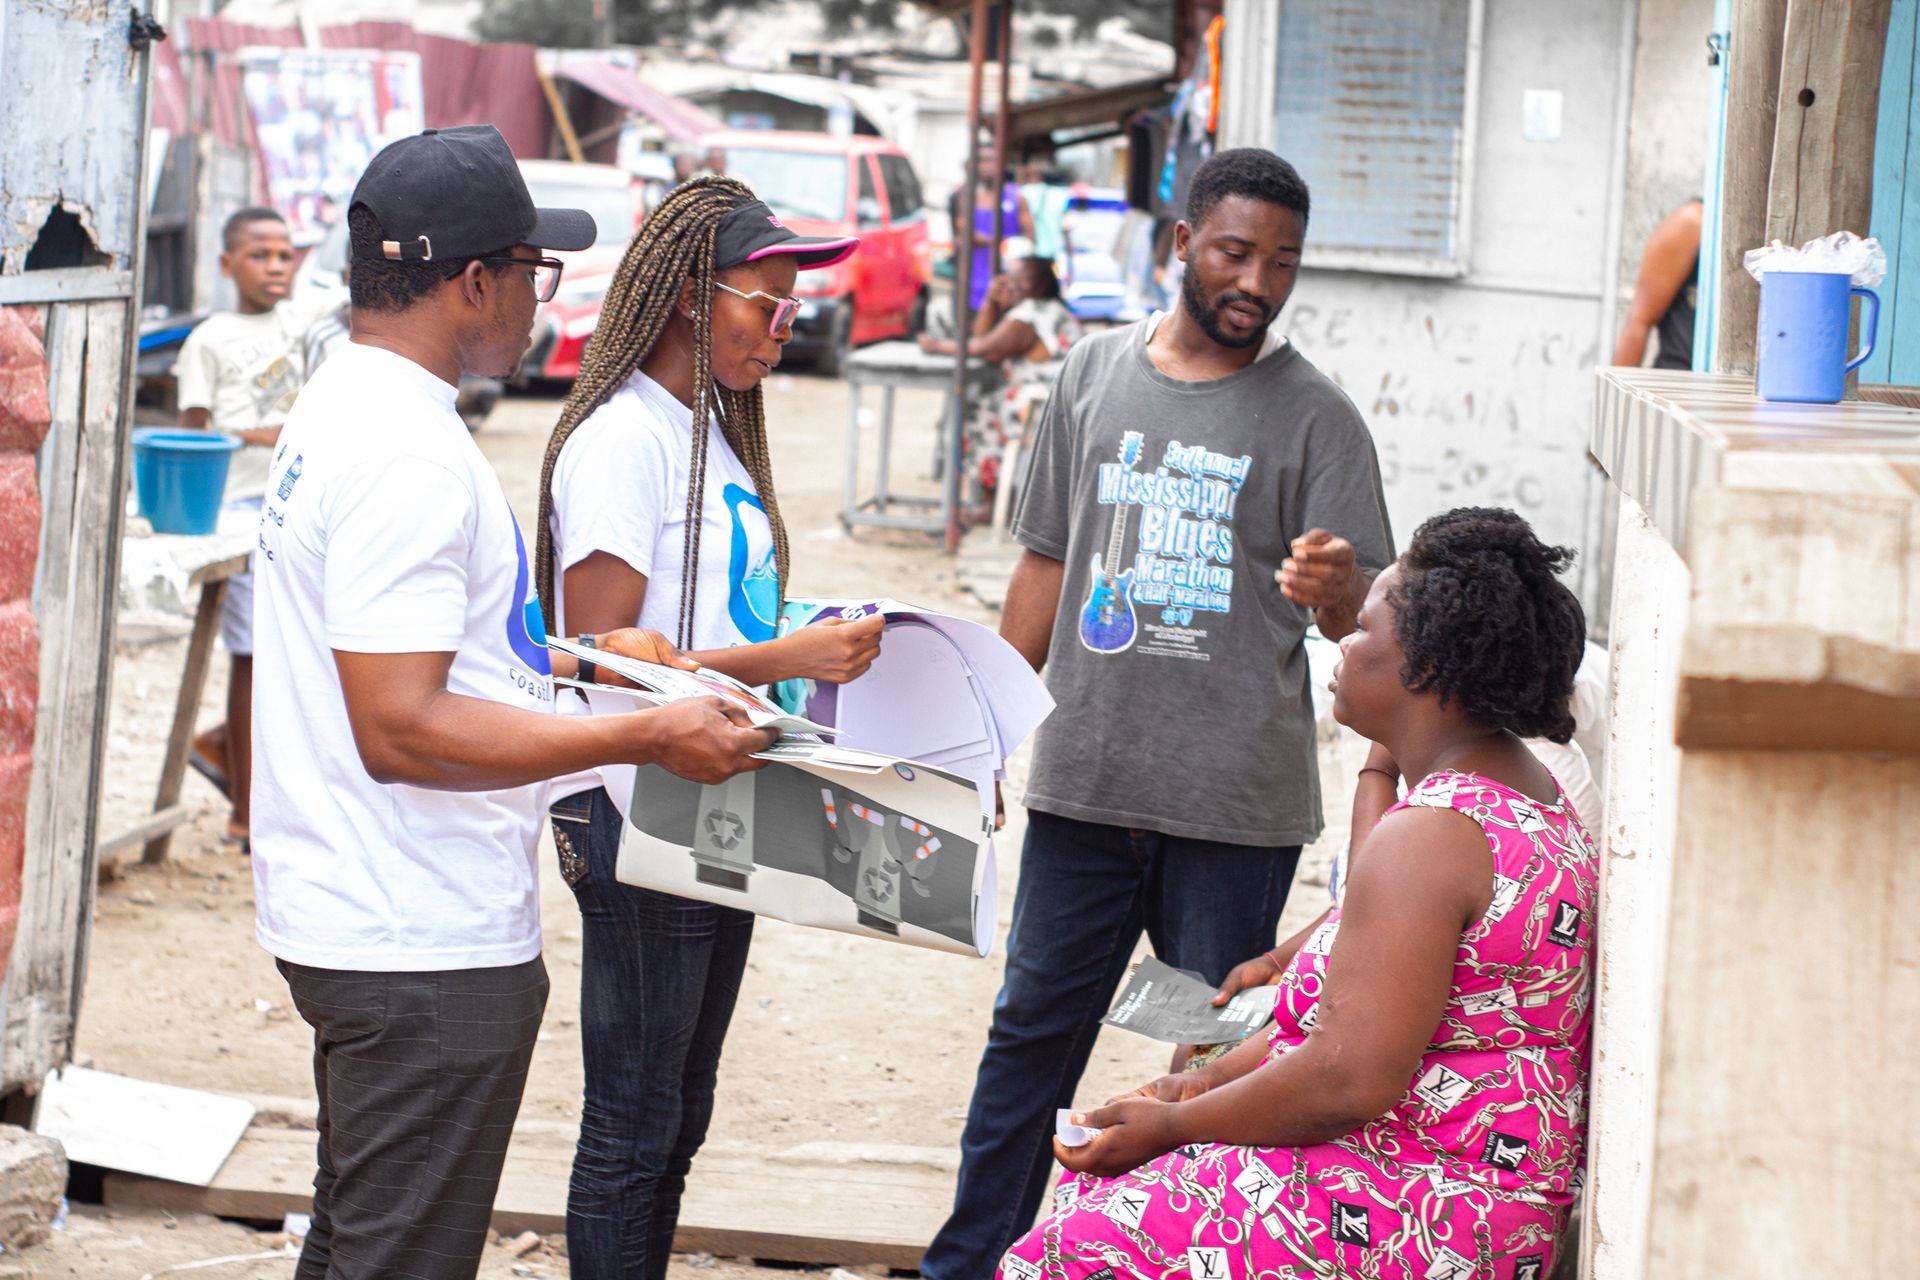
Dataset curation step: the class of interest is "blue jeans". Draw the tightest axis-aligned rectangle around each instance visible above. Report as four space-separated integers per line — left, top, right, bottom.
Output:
921 809 1300 1280
549 787 755 1280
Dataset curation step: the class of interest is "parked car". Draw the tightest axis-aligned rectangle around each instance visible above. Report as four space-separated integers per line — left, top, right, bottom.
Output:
1060 186 1132 323
710 129 933 375
514 159 644 384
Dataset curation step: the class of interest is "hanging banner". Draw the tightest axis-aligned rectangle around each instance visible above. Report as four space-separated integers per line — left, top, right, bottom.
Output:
240 47 425 242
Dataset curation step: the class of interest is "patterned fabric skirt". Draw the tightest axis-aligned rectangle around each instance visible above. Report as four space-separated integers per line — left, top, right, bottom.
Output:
1002 1140 1564 1280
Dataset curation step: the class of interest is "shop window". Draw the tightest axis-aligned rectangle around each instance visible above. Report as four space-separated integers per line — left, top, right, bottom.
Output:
1272 0 1483 277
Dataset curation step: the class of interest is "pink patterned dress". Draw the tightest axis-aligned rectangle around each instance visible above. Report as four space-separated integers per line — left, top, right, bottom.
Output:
999 771 1597 1280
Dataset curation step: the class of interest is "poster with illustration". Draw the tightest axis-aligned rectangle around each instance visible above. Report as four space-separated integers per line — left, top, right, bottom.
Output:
240 48 424 243
617 753 996 958
580 599 1050 958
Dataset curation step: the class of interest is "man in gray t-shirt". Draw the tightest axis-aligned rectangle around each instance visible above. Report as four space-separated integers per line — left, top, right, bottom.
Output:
923 150 1393 1280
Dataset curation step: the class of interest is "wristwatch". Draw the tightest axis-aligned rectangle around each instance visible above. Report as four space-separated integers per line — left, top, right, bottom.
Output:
577 633 598 685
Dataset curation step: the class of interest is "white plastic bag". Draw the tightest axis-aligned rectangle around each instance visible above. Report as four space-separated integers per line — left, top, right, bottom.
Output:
1743 230 1886 285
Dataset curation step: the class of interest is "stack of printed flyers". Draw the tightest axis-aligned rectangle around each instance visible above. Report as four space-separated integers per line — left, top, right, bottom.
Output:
547 598 1053 957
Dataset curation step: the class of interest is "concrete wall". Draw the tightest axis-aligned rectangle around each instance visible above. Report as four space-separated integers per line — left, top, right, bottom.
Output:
1223 0 1641 594
1611 0 1718 350
1581 493 1685 1280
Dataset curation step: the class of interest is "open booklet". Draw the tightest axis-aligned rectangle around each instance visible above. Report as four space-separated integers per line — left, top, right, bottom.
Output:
547 635 833 739
546 602 1053 958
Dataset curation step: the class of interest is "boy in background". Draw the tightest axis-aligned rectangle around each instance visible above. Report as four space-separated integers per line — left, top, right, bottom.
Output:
175 205 306 852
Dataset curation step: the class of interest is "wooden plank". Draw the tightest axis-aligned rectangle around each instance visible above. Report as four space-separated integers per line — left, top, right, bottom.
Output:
104 1126 954 1267
1714 0 1789 374
142 577 227 864
1767 0 1894 394
8 300 137 1089
95 803 193 863
1766 0 1894 246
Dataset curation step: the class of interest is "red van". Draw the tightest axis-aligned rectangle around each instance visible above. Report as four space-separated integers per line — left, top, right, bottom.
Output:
709 130 933 374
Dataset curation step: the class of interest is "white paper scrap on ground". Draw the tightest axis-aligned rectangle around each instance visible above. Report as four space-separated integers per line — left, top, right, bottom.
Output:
37 1065 254 1186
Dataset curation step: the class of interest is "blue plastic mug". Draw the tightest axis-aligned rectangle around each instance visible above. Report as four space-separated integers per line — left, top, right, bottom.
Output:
1755 270 1879 403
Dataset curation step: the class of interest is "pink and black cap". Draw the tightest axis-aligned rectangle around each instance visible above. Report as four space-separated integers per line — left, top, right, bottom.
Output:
349 124 597 263
714 200 860 270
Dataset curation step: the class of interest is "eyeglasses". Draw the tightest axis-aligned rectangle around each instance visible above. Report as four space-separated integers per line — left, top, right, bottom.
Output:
478 255 566 303
713 280 804 335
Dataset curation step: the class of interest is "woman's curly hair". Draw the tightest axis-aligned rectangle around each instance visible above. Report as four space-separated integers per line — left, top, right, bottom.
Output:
1388 507 1586 743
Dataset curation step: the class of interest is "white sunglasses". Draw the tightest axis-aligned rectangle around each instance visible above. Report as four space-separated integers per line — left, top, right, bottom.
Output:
713 280 804 335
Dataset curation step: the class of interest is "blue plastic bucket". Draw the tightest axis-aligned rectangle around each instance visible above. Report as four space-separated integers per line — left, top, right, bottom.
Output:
131 429 242 535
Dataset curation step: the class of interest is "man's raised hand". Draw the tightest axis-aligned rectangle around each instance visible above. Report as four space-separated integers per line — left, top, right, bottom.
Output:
1275 528 1358 608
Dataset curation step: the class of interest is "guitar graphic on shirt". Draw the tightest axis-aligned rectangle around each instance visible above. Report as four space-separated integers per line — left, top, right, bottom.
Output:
1078 434 1142 654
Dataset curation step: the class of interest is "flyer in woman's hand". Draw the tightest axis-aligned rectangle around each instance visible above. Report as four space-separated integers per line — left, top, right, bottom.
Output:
546 635 834 737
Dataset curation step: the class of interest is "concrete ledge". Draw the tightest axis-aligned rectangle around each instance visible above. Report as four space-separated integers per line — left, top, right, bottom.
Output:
1594 368 1920 750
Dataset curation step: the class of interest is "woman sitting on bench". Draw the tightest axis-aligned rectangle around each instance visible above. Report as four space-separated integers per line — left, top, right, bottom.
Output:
1005 506 1598 1280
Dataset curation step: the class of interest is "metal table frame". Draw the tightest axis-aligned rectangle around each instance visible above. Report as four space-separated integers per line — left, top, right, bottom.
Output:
839 341 998 534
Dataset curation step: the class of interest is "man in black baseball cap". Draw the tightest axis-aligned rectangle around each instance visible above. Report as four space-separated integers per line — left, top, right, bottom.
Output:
338 123 596 383
249 125 775 1280
352 123 597 265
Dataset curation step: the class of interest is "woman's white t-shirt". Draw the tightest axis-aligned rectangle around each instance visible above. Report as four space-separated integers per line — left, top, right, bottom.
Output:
548 369 780 651
548 370 781 808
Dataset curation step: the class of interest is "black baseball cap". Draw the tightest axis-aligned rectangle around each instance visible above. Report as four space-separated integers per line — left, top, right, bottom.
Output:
349 124 597 263
714 200 859 270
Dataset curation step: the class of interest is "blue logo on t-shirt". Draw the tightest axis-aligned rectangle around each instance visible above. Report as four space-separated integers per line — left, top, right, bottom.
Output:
724 482 778 643
506 519 552 676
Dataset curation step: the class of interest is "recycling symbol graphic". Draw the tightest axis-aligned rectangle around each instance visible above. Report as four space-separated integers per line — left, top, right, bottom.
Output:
703 808 746 852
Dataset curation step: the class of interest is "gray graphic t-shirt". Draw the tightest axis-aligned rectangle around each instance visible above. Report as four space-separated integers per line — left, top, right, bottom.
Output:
1012 320 1393 846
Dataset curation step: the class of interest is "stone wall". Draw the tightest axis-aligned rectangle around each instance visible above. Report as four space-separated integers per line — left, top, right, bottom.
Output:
0 307 49 979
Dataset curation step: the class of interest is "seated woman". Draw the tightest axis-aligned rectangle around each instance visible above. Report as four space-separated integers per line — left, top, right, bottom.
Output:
1007 506 1596 1280
920 253 1083 497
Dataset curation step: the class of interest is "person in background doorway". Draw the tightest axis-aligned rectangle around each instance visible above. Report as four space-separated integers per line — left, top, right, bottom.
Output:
1613 197 1703 369
175 206 305 855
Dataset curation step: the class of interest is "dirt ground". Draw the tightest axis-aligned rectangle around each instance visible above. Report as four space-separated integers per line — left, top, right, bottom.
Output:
33 372 1340 1278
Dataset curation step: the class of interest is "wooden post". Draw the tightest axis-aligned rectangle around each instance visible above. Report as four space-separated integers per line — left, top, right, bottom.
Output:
989 1 1013 281
1765 0 1893 246
1716 0 1893 374
948 0 992 554
537 66 587 165
1712 0 1788 374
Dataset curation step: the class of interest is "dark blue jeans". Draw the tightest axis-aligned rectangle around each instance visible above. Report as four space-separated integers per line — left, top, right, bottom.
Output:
550 786 755 1280
921 809 1300 1280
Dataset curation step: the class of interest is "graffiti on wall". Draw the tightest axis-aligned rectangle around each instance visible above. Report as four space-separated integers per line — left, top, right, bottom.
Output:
1287 292 1602 551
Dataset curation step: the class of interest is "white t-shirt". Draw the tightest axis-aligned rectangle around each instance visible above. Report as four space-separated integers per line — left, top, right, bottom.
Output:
548 369 780 651
250 342 556 972
174 304 307 501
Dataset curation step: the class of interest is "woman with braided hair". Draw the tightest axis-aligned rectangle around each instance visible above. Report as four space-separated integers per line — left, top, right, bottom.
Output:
536 175 885 1279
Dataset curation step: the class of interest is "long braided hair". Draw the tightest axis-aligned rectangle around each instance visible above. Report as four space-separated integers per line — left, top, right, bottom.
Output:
535 175 790 649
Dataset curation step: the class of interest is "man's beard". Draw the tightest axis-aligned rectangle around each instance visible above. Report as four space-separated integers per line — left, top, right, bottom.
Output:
1180 266 1274 350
